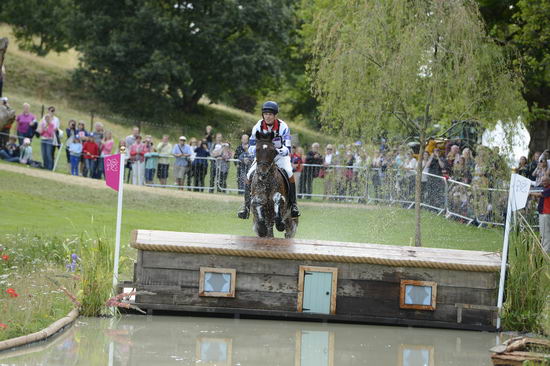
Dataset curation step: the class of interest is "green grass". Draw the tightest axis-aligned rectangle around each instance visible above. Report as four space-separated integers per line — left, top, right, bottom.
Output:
0 168 501 267
0 232 119 340
0 264 75 342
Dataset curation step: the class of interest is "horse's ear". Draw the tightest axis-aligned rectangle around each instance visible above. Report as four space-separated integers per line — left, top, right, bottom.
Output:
269 131 275 140
255 130 262 140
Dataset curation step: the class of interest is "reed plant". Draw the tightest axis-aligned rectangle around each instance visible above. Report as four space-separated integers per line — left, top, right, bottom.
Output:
502 215 550 335
78 235 115 317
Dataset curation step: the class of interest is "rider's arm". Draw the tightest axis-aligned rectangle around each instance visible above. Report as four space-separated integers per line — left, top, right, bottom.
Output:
248 123 258 157
281 123 292 154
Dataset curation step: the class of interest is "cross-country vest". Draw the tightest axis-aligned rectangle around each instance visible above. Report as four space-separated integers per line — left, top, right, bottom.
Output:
260 119 283 148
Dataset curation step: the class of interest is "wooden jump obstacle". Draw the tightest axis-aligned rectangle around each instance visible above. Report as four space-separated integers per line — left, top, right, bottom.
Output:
127 230 501 331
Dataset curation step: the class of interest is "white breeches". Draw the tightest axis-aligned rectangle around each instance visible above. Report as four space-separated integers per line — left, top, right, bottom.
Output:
247 155 293 180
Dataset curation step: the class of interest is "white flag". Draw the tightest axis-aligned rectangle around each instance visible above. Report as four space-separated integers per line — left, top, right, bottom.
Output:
510 173 532 211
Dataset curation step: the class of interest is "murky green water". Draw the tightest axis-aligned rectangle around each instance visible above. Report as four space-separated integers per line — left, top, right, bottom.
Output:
0 314 498 365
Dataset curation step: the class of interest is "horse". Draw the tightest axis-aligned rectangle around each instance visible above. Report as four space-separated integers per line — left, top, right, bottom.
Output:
250 131 298 238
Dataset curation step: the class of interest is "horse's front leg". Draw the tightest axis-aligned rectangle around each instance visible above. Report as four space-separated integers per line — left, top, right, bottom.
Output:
251 197 269 237
273 192 286 232
266 221 274 237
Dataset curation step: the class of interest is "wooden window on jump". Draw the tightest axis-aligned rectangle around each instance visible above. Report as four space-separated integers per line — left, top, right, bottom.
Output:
399 280 437 311
199 267 236 298
297 266 338 315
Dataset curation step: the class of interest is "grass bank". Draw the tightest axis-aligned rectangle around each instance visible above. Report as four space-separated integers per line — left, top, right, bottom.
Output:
0 231 117 341
0 166 501 259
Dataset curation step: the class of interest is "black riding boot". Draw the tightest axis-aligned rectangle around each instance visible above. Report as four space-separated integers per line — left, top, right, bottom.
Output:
289 181 300 218
237 183 251 219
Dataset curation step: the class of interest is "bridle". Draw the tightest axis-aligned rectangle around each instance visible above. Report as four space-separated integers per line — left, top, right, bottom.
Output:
256 160 275 180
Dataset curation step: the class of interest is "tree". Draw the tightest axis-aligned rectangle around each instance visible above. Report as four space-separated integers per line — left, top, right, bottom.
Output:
479 0 550 155
304 0 524 246
69 0 295 114
0 0 72 56
1 0 297 115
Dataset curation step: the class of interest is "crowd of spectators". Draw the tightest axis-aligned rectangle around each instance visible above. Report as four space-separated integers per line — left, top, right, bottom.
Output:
2 100 548 229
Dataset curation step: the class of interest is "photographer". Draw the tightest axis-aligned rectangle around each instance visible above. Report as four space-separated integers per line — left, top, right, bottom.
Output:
65 120 78 172
143 136 158 185
0 136 19 162
426 148 446 207
234 134 250 193
302 142 323 199
192 141 210 191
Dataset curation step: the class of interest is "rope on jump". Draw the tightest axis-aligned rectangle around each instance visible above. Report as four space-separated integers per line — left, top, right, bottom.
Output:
131 243 499 273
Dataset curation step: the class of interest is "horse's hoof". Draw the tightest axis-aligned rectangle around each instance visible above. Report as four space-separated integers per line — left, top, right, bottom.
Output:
276 221 285 232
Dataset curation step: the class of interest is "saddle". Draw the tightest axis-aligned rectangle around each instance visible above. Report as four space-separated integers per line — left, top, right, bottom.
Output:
276 167 291 205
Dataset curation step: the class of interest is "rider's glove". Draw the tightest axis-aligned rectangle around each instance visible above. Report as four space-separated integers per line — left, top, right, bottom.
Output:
276 146 289 157
248 145 256 157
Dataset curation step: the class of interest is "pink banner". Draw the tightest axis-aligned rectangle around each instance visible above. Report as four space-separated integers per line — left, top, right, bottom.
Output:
104 154 121 192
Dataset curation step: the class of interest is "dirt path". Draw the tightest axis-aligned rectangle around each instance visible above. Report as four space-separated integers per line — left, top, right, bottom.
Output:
0 162 374 209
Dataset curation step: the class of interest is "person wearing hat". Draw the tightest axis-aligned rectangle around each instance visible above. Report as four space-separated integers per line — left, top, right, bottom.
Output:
19 137 33 165
172 136 193 190
237 101 300 219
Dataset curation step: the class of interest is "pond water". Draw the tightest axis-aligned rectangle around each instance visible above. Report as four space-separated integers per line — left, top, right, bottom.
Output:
0 314 498 365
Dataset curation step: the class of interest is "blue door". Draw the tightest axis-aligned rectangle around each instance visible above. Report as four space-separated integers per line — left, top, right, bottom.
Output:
302 271 334 314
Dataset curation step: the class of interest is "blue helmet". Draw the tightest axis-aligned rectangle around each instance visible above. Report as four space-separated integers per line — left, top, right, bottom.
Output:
262 101 279 114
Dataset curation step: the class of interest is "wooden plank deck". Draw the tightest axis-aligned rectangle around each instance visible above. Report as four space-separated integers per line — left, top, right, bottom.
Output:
131 230 501 272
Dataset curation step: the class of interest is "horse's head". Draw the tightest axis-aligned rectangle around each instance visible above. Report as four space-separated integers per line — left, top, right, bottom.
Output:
255 131 277 177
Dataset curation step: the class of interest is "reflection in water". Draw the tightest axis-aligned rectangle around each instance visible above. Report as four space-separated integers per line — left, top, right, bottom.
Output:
399 345 434 366
196 337 232 365
0 315 496 366
297 330 333 366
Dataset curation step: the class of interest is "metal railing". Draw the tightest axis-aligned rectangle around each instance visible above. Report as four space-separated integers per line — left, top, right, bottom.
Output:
137 156 519 227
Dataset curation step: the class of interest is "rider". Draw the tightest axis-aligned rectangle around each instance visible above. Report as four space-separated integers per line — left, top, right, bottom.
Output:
237 101 300 219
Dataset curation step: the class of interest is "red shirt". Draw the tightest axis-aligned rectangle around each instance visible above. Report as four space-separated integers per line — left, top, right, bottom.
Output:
83 141 99 159
538 185 550 214
291 153 303 173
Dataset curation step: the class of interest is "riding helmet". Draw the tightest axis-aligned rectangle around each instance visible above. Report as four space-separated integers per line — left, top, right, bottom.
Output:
262 101 279 114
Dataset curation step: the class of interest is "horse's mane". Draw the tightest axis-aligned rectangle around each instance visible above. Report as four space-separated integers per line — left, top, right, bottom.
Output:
255 130 275 142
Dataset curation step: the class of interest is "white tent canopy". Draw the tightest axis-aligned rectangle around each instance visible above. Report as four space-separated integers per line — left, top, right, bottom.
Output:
482 119 530 166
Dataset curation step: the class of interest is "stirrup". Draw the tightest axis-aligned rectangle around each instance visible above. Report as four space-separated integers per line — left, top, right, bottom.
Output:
290 204 300 218
237 206 250 219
